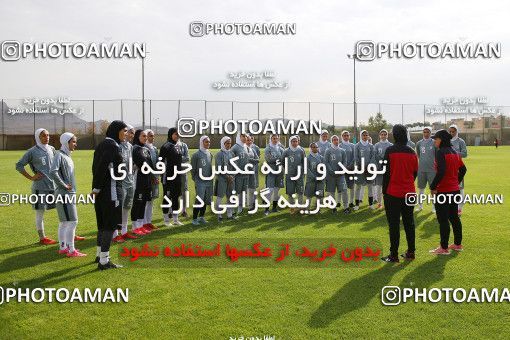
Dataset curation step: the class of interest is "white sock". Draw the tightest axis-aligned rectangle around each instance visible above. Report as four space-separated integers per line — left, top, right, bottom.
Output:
341 191 349 209
215 197 223 217
112 230 118 238
372 185 380 203
144 201 153 224
173 213 179 222
137 219 144 228
96 246 101 257
163 213 170 223
271 188 280 203
237 193 244 213
58 222 67 250
349 188 355 204
35 209 45 238
99 251 109 265
66 221 77 252
121 208 129 234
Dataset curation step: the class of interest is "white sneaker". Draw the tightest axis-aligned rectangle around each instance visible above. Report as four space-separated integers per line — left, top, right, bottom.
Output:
370 204 376 210
172 220 184 226
164 219 171 226
353 205 360 211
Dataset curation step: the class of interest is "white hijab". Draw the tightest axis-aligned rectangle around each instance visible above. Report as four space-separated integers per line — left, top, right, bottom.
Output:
288 135 299 151
341 130 351 145
360 130 369 146
35 128 51 153
60 132 75 156
330 135 340 149
449 124 459 141
423 127 432 140
309 142 320 158
379 129 390 144
144 129 154 148
220 136 231 152
269 134 279 150
318 130 329 145
199 135 211 161
236 133 248 152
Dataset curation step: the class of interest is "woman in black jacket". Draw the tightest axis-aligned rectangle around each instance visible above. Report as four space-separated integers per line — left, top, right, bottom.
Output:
429 129 467 255
92 120 127 270
131 129 155 235
159 127 183 226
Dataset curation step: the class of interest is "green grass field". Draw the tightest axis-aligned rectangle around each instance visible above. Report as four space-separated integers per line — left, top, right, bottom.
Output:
0 146 508 339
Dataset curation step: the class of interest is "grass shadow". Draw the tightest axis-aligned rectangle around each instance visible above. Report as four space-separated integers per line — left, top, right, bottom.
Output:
308 262 409 328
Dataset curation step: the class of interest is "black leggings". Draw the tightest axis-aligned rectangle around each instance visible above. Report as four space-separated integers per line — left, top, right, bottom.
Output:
384 194 416 257
162 184 181 214
131 195 148 222
96 229 115 252
193 206 206 219
434 191 462 249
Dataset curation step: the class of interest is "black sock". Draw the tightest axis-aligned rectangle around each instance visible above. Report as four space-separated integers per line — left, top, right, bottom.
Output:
100 229 114 252
272 201 278 210
368 196 373 205
199 206 206 217
193 208 200 220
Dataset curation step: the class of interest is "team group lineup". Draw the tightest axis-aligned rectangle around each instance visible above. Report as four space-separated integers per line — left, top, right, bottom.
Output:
15 119 468 269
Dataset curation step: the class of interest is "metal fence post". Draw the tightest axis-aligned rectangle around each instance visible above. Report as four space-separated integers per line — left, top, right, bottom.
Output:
92 100 96 148
332 103 335 129
308 101 311 144
33 102 36 136
177 99 181 122
1 99 4 150
62 103 66 134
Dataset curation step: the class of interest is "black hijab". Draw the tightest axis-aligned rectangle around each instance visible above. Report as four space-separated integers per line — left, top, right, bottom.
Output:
105 120 128 143
432 129 452 148
167 127 178 143
392 124 408 145
133 129 146 146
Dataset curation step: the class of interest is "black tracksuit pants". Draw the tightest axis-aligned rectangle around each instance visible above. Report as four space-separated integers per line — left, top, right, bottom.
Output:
434 191 462 249
384 194 416 257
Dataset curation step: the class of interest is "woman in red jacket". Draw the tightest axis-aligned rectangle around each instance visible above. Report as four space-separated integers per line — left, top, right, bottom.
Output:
429 129 467 255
